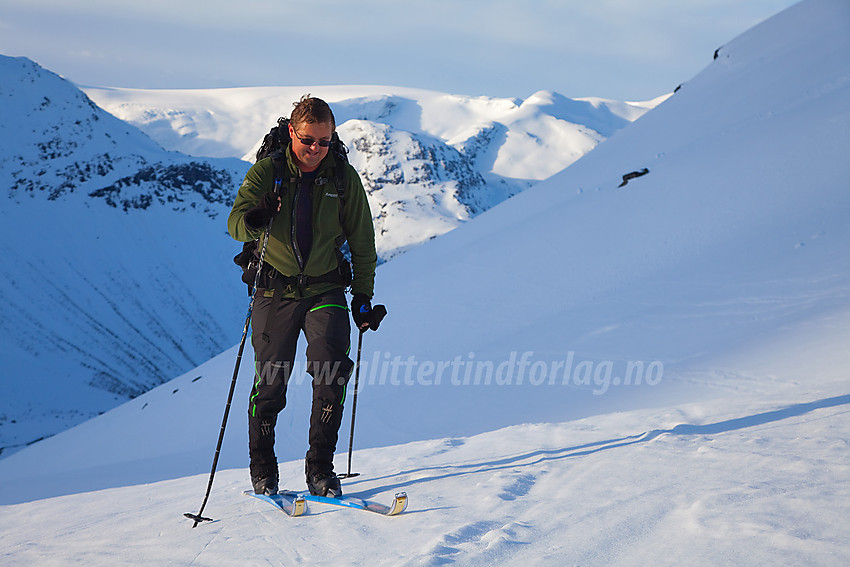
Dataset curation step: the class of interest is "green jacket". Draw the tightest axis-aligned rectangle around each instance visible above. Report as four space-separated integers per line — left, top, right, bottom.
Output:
227 145 377 300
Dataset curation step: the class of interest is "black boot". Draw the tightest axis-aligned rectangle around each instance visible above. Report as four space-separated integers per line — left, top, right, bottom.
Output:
306 470 342 498
252 471 279 496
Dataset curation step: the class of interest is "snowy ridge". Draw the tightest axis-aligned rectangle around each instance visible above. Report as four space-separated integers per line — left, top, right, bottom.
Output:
2 0 850 564
0 55 244 211
85 84 660 259
82 84 658 177
340 119 506 259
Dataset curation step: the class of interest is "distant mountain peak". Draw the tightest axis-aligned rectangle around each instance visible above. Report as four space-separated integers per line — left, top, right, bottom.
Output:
0 54 243 211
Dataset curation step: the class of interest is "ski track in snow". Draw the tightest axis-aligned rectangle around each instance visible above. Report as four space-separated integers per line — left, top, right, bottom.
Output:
1 392 849 566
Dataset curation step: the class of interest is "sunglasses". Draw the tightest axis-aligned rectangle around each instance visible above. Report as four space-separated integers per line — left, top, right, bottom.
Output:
292 128 333 148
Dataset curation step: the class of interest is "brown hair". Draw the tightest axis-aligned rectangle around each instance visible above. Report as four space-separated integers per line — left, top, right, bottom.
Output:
290 94 336 130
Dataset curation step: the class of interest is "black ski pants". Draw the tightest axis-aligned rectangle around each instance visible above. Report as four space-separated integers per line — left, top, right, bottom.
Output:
247 287 353 480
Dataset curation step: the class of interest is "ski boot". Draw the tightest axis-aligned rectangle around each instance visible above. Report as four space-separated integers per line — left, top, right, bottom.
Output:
307 470 342 498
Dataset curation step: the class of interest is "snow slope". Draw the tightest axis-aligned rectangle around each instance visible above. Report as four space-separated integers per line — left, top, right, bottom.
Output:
1 55 656 457
2 0 850 564
1 395 848 566
0 54 248 457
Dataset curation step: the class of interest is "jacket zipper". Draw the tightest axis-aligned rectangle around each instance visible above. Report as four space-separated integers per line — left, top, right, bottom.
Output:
291 176 305 272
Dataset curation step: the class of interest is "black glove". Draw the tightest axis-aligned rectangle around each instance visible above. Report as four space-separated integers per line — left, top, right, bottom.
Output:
351 294 387 331
244 192 281 231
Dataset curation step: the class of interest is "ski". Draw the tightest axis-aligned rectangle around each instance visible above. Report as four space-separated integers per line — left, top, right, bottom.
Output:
280 490 408 516
243 490 307 517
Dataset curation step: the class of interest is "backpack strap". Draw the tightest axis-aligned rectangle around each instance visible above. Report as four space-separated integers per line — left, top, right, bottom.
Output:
332 154 347 247
313 153 349 250
269 150 299 187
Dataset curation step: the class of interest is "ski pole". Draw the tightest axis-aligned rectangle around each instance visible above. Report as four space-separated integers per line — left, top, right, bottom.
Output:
338 305 386 480
339 329 365 479
184 216 275 527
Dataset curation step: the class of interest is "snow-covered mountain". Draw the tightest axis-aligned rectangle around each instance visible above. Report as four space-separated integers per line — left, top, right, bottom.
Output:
84 84 663 260
339 119 505 257
1 0 848 564
0 56 654 459
82 84 659 175
0 55 249 457
0 56 244 213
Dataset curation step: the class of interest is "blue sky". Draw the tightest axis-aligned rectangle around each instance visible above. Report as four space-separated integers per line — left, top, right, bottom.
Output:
0 0 799 101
